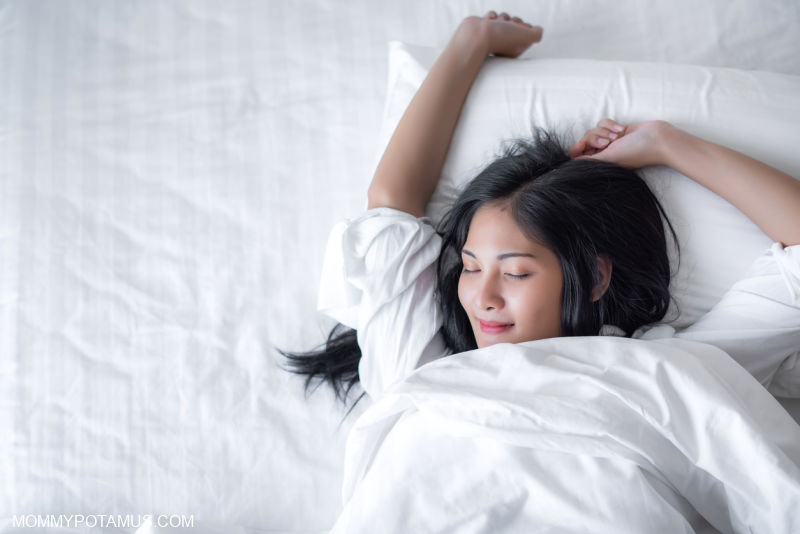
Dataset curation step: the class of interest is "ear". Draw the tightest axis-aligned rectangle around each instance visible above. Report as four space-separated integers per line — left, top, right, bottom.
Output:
592 254 613 302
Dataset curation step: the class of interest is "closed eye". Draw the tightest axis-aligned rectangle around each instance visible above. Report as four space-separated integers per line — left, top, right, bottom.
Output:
461 268 529 279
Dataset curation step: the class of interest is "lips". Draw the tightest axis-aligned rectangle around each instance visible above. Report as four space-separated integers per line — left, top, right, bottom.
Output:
479 320 514 334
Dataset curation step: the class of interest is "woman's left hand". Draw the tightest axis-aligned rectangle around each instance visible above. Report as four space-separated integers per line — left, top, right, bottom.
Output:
569 119 672 168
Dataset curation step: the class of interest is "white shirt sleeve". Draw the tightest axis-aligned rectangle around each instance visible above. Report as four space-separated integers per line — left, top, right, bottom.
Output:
317 207 449 400
674 242 800 393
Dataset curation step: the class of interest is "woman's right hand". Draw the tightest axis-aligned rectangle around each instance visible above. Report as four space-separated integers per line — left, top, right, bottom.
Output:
461 11 543 59
569 119 673 168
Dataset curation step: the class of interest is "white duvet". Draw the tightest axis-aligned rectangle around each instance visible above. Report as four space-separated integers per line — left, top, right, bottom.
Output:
331 337 800 533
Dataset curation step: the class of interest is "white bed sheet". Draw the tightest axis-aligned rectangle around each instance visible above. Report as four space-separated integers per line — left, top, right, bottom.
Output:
2 1 799 532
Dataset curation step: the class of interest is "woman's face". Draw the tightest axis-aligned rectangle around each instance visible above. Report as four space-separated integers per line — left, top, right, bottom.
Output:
457 202 564 348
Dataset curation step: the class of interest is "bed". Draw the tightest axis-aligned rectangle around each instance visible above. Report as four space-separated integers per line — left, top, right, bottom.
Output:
2 1 799 533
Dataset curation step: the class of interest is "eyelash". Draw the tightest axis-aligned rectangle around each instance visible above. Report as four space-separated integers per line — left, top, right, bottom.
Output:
462 268 530 280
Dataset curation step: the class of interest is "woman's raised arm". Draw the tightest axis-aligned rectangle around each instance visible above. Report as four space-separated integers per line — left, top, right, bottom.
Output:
367 12 543 217
659 125 800 247
572 119 800 247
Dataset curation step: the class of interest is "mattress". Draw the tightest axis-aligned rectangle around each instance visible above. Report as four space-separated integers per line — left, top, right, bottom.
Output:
2 1 799 532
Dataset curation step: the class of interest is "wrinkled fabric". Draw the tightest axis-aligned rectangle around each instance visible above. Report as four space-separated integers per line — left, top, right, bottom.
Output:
332 337 800 533
318 207 448 398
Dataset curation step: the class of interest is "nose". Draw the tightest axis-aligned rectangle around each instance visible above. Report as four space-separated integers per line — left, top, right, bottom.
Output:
476 275 504 311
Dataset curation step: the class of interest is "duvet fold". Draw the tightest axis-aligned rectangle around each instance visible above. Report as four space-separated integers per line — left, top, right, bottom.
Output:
333 337 800 533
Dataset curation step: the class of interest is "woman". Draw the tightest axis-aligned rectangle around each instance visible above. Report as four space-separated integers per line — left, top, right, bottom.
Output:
282 11 800 533
284 11 800 408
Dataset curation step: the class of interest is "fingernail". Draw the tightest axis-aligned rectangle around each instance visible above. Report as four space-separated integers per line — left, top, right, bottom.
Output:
598 138 609 146
608 133 618 140
612 125 624 132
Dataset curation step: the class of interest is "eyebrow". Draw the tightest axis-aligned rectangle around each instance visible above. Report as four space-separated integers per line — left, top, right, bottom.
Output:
462 249 537 261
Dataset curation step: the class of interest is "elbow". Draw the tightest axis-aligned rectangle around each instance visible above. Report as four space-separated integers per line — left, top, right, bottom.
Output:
366 185 389 210
367 187 426 218
366 184 385 209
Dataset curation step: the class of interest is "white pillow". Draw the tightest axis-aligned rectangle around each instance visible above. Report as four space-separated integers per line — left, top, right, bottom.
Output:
377 41 800 329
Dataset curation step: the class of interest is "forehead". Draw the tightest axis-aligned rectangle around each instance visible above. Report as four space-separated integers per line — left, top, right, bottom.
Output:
464 202 543 253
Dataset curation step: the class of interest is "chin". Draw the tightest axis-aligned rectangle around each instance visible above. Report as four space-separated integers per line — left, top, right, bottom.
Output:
477 337 505 349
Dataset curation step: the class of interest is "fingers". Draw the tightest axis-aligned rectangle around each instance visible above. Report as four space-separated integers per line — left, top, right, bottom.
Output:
571 119 628 158
598 118 626 134
583 119 628 148
569 139 600 158
484 11 509 20
568 139 586 158
585 128 614 148
484 11 535 28
526 24 544 41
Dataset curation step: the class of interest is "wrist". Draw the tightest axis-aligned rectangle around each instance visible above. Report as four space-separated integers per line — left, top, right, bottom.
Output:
655 121 686 167
454 16 491 58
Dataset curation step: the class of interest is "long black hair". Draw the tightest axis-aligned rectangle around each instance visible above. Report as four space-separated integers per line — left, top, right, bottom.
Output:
279 129 680 410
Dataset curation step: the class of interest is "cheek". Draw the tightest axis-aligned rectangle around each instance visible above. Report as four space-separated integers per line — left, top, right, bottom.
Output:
505 285 535 316
457 275 469 309
508 279 555 320
547 270 565 305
